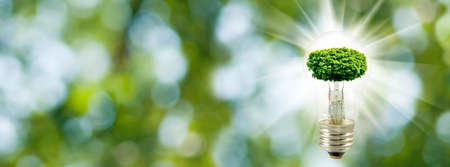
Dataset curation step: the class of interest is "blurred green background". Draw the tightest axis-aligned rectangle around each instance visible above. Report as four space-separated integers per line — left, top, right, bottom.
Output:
0 0 449 166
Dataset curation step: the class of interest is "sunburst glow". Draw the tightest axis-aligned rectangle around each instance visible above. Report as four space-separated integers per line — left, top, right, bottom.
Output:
257 0 433 138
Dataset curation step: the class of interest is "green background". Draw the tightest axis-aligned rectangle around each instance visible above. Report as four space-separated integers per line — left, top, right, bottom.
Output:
0 0 449 167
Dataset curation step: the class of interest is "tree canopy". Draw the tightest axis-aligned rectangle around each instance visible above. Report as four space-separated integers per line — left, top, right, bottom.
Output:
307 47 367 81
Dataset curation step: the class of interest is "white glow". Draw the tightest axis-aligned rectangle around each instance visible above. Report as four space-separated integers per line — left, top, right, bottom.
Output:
63 118 93 143
415 0 437 23
268 112 303 157
29 38 77 82
85 92 116 131
68 0 102 9
212 65 256 100
157 107 193 147
128 13 188 84
299 0 375 57
371 128 405 157
151 83 180 108
264 0 423 126
306 31 368 56
158 115 188 147
0 0 12 18
302 147 346 167
393 7 422 31
392 7 428 53
16 155 45 167
30 76 68 111
179 132 204 157
435 11 450 49
113 142 139 166
216 2 253 43
439 0 450 4
262 58 307 113
211 0 427 160
0 116 19 154
213 128 248 167
65 162 94 167
35 0 67 35
151 161 175 167
436 112 450 143
129 13 165 49
0 55 24 89
153 48 187 84
75 40 111 82
145 25 181 52
317 0 340 32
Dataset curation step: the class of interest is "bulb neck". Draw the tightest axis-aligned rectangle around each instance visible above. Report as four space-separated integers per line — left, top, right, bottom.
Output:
328 82 345 125
319 119 354 159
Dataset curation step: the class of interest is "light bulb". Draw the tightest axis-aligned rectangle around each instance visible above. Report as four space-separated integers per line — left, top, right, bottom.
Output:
306 47 367 159
319 81 354 159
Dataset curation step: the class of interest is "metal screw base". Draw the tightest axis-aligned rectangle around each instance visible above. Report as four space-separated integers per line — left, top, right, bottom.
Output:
319 119 354 159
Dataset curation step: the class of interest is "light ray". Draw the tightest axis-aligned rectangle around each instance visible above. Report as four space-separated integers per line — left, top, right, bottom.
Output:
368 61 444 110
364 74 433 134
260 30 310 50
353 85 386 133
253 84 313 137
360 19 388 41
255 6 316 47
366 23 421 49
302 79 325 146
255 0 431 143
253 57 304 83
353 0 384 36
318 0 340 32
339 0 346 30
303 114 319 146
254 109 294 137
370 59 438 71
295 0 320 35
362 82 425 135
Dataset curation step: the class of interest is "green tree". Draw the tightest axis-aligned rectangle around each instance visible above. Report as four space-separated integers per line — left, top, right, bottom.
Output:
307 47 367 81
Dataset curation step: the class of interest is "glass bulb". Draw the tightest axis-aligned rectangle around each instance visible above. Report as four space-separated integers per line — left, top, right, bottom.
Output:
328 82 345 124
319 81 354 159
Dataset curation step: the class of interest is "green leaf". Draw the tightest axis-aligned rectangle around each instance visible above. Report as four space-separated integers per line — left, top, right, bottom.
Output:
306 47 367 81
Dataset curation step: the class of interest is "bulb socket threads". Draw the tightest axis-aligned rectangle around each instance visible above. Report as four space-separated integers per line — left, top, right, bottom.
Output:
319 119 354 159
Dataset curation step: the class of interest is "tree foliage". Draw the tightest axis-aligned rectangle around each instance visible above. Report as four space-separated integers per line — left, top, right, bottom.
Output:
307 47 367 81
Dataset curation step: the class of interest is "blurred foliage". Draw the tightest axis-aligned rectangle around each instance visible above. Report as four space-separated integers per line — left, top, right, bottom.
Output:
0 0 448 167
